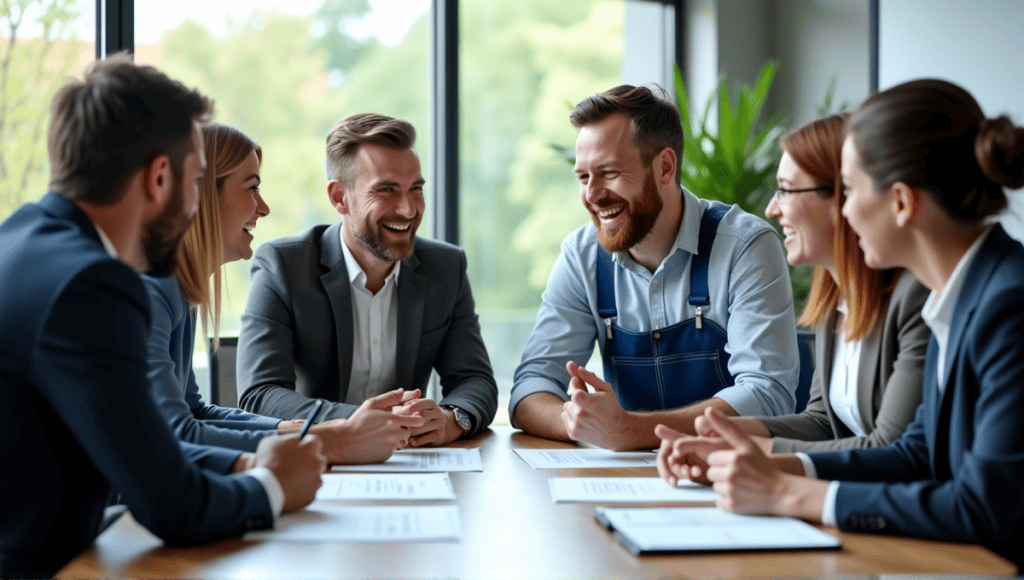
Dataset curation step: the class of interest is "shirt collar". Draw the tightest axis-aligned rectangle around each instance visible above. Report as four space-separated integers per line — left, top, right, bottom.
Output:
921 225 993 334
612 186 699 266
339 227 400 288
90 218 119 259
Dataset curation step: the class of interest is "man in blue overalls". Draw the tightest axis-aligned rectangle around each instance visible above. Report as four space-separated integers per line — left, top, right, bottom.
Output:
511 84 799 451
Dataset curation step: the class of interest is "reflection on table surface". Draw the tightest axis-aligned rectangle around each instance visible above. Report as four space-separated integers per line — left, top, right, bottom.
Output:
57 426 1017 580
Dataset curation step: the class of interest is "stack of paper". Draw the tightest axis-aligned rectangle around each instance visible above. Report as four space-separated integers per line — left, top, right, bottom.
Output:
548 477 719 503
513 448 656 469
331 448 483 472
245 504 462 543
315 473 456 501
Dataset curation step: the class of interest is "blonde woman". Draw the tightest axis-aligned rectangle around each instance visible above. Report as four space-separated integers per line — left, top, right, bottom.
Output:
144 123 421 460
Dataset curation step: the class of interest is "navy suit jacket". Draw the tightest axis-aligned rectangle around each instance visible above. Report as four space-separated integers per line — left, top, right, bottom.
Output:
810 225 1024 569
0 193 273 578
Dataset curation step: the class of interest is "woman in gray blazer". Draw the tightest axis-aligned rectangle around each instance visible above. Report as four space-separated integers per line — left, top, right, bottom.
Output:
715 114 931 452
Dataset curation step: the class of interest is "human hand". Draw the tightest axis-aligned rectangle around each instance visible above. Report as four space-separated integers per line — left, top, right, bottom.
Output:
393 397 462 447
560 361 637 451
655 423 732 486
695 413 774 454
276 419 305 434
701 407 789 515
315 389 426 464
251 433 326 513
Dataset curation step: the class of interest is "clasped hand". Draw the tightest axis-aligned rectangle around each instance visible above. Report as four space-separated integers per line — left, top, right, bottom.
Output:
656 407 789 516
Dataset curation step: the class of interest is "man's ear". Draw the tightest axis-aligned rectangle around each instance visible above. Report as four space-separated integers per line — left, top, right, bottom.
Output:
891 182 920 228
328 180 349 216
655 147 677 187
144 154 174 206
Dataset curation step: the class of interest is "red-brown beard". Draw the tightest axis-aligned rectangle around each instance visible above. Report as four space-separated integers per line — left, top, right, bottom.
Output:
589 171 663 252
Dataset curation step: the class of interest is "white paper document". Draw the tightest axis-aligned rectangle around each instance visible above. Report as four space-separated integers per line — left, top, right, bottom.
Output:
245 505 463 543
331 448 483 472
513 448 657 469
596 507 841 555
549 477 720 503
315 473 456 501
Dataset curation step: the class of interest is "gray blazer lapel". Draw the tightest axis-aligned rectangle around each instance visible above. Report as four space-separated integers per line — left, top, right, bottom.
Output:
320 223 354 403
819 310 842 438
395 251 425 391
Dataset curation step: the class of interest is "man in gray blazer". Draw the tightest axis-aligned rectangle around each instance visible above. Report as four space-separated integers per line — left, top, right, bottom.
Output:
238 113 497 447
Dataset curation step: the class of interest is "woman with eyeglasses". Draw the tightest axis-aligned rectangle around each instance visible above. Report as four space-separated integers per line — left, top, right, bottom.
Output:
657 113 930 457
655 79 1024 567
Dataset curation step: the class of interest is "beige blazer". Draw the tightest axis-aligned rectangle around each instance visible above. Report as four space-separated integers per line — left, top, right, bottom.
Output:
761 271 931 452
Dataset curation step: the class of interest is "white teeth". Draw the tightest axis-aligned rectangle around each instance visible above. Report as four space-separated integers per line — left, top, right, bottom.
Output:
598 206 625 219
782 228 795 237
384 223 410 232
243 225 255 233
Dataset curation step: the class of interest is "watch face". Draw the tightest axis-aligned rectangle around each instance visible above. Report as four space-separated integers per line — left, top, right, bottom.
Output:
452 408 471 430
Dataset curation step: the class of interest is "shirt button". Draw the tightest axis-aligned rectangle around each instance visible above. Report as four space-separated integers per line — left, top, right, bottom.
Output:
372 338 379 346
372 298 378 305
622 260 630 268
652 280 658 289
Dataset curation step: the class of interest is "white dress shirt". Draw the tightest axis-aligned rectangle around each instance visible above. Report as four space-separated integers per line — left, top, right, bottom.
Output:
828 301 866 437
340 228 400 404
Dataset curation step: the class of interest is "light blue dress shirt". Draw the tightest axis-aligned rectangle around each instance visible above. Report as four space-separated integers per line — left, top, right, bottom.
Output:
144 274 281 452
511 188 799 422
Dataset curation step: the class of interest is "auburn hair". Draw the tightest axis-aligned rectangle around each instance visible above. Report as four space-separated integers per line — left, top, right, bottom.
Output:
785 113 899 340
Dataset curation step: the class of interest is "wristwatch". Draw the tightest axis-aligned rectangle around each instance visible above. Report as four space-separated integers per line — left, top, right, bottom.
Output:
442 405 473 434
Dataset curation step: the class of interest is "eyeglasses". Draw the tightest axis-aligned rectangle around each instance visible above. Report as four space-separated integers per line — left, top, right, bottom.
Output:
773 185 833 202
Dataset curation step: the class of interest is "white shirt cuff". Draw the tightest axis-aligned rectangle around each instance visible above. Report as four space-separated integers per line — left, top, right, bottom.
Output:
821 481 840 527
246 466 284 521
795 452 817 478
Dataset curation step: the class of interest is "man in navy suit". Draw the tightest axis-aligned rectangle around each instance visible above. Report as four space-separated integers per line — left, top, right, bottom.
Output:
0 55 325 578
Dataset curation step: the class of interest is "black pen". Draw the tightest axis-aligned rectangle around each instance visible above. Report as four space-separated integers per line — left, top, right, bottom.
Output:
297 399 324 439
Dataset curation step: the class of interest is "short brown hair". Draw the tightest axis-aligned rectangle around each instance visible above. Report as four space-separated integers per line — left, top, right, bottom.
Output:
570 84 683 181
325 113 416 186
47 53 213 205
783 114 899 340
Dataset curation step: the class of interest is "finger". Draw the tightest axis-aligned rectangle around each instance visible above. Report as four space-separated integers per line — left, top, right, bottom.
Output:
654 423 684 442
694 415 719 438
565 360 580 378
390 413 427 428
573 365 614 393
401 398 438 412
704 407 757 453
656 439 677 486
399 388 422 403
367 389 408 409
409 429 442 448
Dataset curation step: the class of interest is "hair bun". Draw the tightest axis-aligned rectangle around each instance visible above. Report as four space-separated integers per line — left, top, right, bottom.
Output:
975 115 1024 189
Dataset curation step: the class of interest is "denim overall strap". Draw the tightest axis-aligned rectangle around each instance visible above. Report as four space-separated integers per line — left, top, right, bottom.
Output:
596 203 733 411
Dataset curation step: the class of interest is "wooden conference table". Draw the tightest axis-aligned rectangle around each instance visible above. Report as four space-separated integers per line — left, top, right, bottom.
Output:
59 426 1016 579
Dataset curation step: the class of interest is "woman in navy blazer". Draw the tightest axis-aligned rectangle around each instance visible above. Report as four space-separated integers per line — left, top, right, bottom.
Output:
657 79 1024 568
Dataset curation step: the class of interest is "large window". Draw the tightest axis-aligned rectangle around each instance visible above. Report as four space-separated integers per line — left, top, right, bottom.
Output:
460 1 676 420
0 0 95 222
46 0 677 414
135 0 433 341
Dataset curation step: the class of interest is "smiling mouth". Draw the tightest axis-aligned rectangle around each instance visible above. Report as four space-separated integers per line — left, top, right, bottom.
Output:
596 205 626 220
382 222 412 233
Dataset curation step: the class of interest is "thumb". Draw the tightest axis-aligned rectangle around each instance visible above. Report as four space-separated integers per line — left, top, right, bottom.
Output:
704 407 755 452
574 365 613 393
368 388 409 409
654 423 684 442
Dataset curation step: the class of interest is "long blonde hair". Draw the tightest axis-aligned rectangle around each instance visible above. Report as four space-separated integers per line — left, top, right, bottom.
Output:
176 123 262 348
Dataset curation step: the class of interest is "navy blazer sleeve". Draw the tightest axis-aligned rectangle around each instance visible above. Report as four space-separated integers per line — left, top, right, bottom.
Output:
34 264 274 543
811 280 1024 556
144 275 279 452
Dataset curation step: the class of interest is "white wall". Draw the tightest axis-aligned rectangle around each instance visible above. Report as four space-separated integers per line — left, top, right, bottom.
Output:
879 0 1024 239
769 0 870 125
